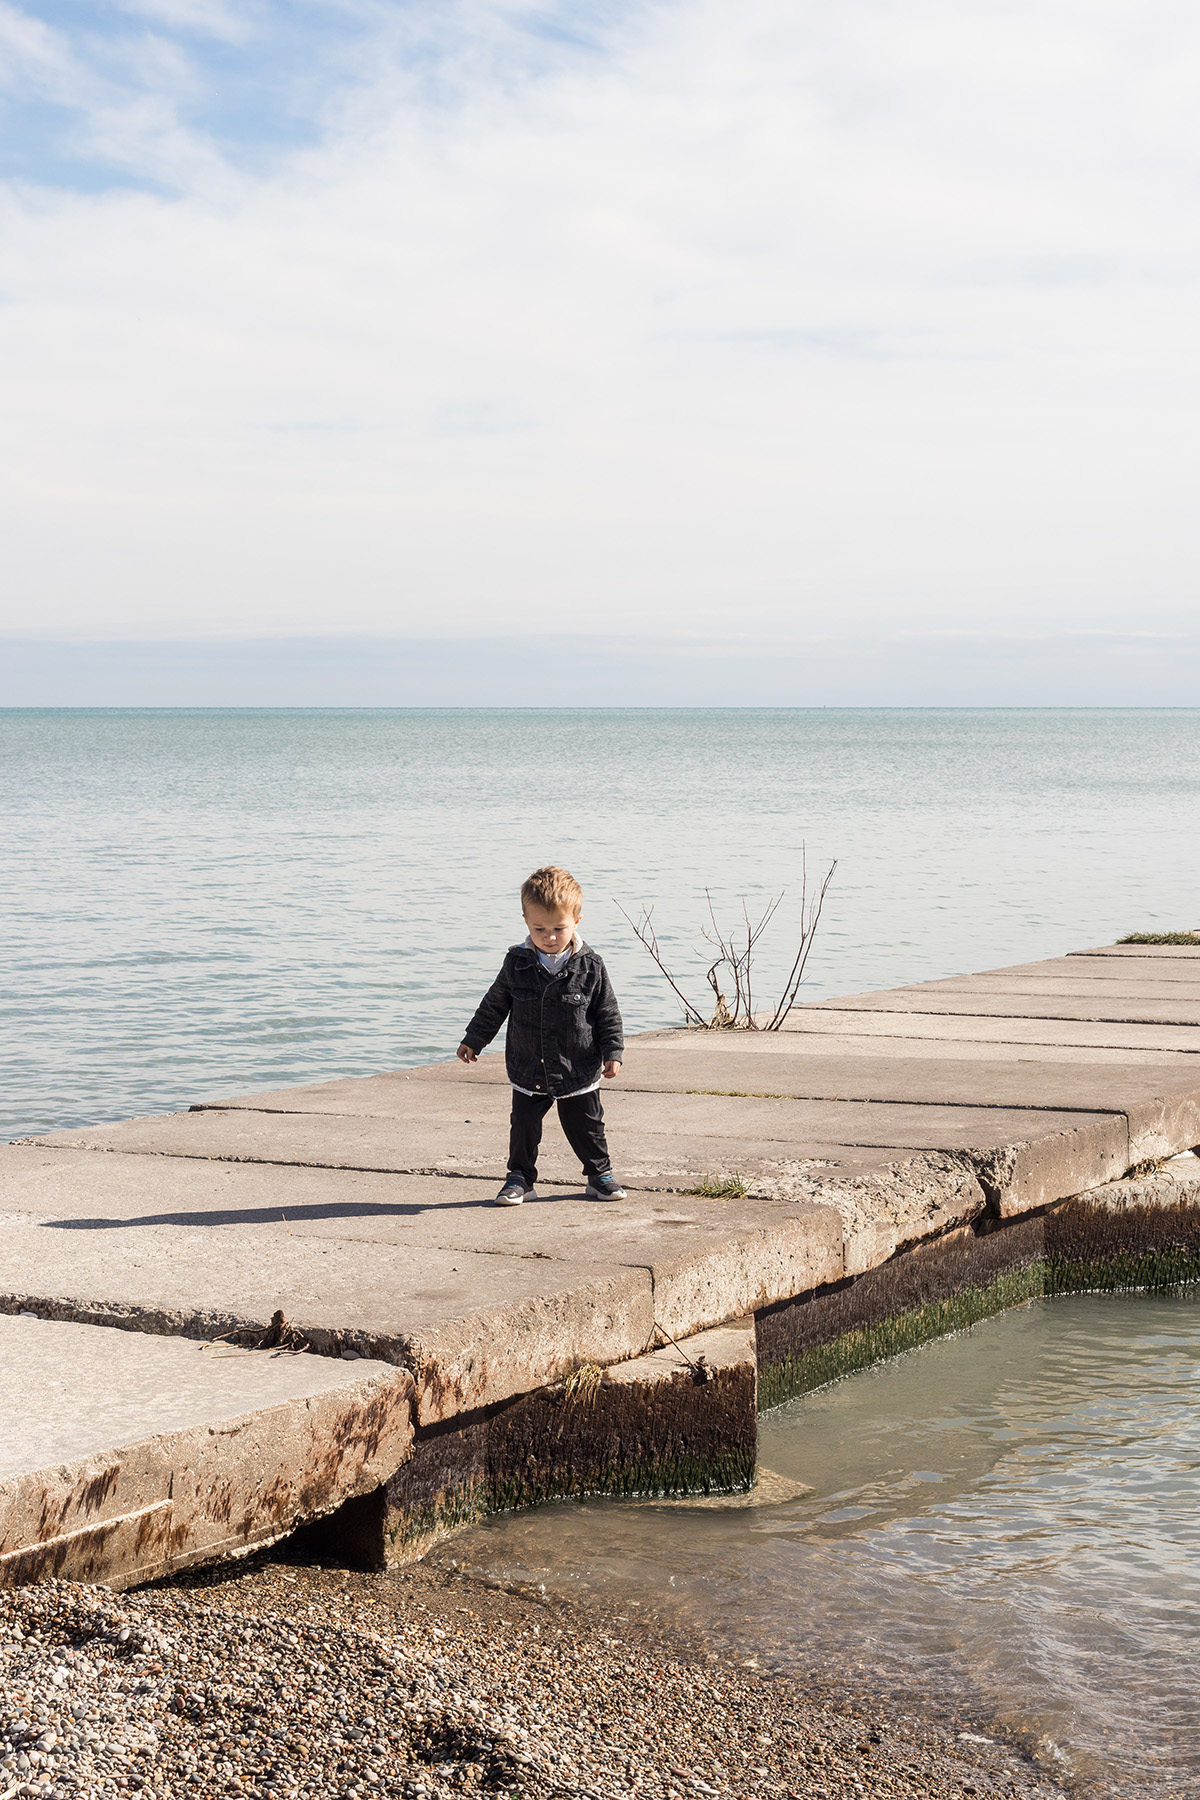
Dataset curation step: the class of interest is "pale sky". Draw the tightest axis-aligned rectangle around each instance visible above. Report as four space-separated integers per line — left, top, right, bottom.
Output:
3 0 1200 701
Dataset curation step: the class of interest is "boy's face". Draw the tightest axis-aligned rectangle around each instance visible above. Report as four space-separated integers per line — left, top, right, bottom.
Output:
524 903 581 955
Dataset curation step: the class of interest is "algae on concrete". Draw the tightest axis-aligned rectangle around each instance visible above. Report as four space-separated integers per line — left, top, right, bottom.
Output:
758 1247 1200 1411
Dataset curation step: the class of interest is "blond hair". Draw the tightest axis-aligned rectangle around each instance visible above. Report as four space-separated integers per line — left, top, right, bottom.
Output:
521 865 583 917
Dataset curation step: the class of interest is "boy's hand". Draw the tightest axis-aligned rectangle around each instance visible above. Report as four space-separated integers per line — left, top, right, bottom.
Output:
457 1043 478 1064
603 1060 621 1080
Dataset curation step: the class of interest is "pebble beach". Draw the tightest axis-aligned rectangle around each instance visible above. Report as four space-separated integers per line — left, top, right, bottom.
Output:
0 1552 1068 1800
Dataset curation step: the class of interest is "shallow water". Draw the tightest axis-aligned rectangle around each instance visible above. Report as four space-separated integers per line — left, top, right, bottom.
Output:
4 706 1200 1140
431 1293 1200 1797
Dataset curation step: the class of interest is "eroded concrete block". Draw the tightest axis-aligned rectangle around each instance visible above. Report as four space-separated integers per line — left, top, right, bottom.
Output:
750 1152 988 1277
0 1314 414 1589
1124 1091 1200 1163
756 1154 1200 1408
303 1318 760 1566
969 1114 1130 1217
648 1204 843 1336
399 1267 655 1427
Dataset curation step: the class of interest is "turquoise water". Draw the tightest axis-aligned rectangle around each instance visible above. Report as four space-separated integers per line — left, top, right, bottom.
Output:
3 706 1200 1140
436 1292 1200 1798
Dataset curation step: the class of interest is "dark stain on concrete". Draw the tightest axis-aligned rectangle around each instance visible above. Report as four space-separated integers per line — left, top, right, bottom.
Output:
299 1352 757 1569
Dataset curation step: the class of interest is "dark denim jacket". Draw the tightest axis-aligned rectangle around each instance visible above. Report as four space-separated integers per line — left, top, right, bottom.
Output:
462 940 624 1095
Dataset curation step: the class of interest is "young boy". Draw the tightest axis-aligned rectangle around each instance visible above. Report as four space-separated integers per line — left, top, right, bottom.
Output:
457 866 627 1206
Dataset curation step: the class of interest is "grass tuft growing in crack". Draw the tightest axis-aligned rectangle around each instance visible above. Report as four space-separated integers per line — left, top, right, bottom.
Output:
687 1174 749 1199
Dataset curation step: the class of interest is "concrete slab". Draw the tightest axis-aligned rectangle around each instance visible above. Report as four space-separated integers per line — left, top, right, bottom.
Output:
362 1317 762 1562
805 988 1200 1026
0 1146 859 1289
645 1205 844 1338
0 1166 656 1424
627 1030 1200 1066
0 1148 849 1417
879 974 1200 1003
16 1109 910 1198
968 955 1200 983
771 1008 1200 1052
752 1151 988 1276
173 1049 1200 1114
24 1090 1128 1163
0 1312 413 1587
1068 944 1200 959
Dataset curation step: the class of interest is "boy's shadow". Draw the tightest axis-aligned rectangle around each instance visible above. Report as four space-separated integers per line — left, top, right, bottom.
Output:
41 1192 592 1231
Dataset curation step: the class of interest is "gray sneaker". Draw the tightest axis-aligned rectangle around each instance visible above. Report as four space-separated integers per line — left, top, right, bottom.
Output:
585 1176 627 1201
494 1177 534 1207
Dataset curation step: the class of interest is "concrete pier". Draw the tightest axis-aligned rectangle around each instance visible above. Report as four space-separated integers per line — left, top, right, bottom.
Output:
4 940 1200 1584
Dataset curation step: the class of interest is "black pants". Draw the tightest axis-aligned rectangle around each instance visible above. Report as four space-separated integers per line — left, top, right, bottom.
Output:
508 1088 612 1187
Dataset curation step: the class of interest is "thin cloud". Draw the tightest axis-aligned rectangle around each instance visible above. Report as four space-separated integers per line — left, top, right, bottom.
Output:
2 0 1200 656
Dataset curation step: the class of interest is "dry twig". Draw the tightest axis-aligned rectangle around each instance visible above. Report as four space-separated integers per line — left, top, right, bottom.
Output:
619 851 836 1032
201 1308 309 1355
614 901 708 1027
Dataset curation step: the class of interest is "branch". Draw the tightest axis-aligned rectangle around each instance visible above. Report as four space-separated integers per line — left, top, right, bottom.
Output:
764 855 837 1030
616 900 709 1027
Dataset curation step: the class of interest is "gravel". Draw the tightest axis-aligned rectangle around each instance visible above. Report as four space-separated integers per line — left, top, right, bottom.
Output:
0 1554 1068 1800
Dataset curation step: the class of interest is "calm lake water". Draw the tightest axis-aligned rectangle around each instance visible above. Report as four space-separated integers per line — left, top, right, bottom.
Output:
433 1292 1200 1799
3 706 1200 1140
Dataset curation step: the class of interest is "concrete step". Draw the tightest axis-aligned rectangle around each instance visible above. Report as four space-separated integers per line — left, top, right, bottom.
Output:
0 1312 413 1588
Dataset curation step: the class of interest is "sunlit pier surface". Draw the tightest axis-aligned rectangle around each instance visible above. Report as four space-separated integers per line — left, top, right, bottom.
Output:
5 939 1200 1587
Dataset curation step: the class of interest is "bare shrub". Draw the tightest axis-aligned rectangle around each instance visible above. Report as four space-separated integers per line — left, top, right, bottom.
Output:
619 852 836 1031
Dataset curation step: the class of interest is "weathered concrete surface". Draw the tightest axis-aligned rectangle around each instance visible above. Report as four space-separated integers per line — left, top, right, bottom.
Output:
7 940 1200 1583
0 1313 413 1588
807 986 1200 1025
756 1152 1200 1408
1069 944 1200 959
774 1009 1200 1052
884 970 1200 997
180 1046 1200 1110
0 1215 657 1429
304 1318 760 1567
0 1146 845 1421
26 1090 1133 1173
977 953 1200 980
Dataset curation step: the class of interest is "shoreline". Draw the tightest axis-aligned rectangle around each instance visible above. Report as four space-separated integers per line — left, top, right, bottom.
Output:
0 1548 1070 1800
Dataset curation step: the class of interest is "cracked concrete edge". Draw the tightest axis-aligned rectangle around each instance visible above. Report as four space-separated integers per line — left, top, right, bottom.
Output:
747 1151 988 1278
648 1205 845 1337
0 1275 654 1432
400 1267 657 1427
964 1115 1130 1217
0 1293 276 1346
0 1365 416 1589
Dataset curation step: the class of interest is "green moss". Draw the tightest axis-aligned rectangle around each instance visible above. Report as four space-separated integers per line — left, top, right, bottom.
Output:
1118 931 1200 945
759 1250 1200 1410
484 1448 755 1512
385 1451 756 1554
1045 1248 1200 1294
758 1264 1046 1410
